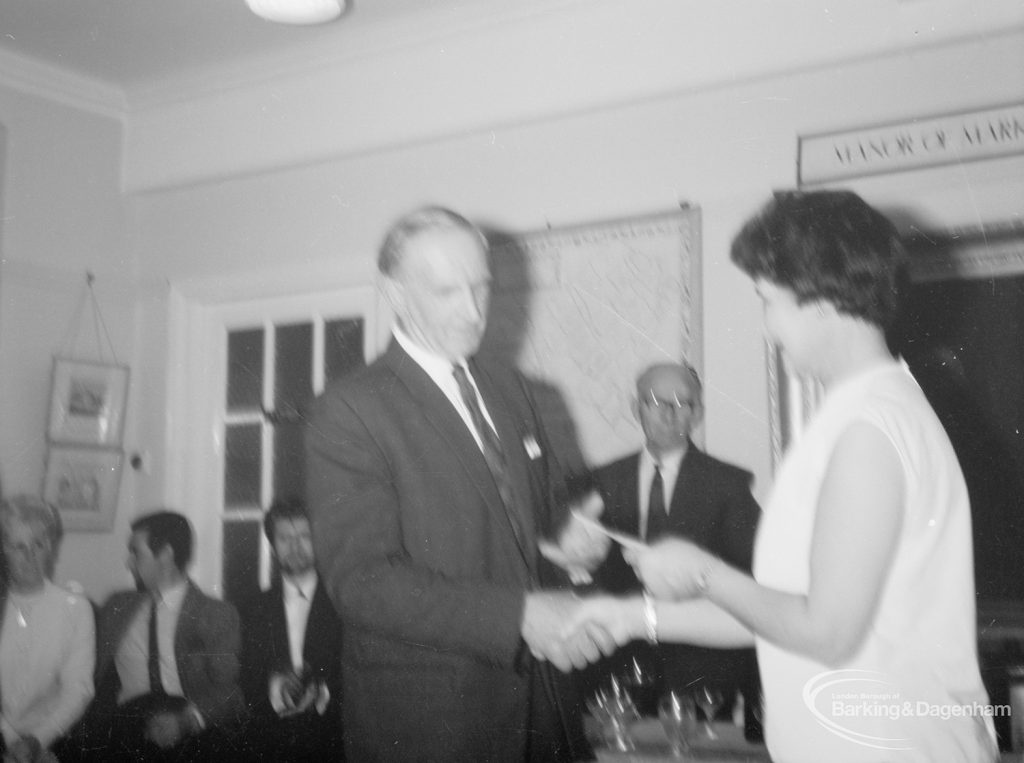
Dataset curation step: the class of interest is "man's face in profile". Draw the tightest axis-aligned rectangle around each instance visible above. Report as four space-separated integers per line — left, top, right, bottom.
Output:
127 529 162 593
386 226 492 361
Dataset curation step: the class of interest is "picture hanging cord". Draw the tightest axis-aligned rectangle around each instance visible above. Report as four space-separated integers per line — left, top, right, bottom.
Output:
58 271 120 365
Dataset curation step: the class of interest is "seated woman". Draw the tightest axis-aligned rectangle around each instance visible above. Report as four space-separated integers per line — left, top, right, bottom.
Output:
567 190 998 762
0 494 95 762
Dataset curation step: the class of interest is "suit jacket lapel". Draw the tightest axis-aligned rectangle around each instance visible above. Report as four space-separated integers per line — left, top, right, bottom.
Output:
669 444 707 537
470 360 538 573
612 454 642 536
304 582 335 671
174 581 199 661
383 341 533 571
269 582 292 670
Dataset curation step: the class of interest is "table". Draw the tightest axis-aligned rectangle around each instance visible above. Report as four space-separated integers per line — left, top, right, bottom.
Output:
591 718 770 762
591 719 1024 762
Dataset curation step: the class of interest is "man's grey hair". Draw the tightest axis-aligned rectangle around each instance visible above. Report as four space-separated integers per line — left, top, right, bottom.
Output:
377 206 487 276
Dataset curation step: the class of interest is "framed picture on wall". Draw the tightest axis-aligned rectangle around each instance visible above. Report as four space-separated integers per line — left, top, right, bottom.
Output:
47 357 130 447
42 445 123 532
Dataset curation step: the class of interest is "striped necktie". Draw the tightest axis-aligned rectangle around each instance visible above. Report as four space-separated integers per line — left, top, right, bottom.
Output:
452 364 526 550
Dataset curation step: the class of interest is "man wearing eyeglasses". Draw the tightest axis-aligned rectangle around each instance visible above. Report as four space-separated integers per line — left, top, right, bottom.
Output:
557 362 761 713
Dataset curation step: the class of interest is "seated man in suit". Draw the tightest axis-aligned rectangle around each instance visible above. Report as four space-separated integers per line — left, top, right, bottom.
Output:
87 510 247 760
550 362 761 715
240 497 342 761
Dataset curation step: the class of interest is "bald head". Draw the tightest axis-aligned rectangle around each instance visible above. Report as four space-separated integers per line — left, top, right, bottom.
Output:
633 362 704 457
636 363 702 400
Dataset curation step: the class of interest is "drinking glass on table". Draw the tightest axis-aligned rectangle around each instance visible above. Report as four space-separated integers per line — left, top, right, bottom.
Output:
586 678 639 752
621 655 657 716
658 691 698 757
695 684 725 740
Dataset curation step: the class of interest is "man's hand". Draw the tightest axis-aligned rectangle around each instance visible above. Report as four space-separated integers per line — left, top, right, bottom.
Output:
143 698 203 750
270 670 320 718
521 591 617 672
539 491 611 584
560 595 647 650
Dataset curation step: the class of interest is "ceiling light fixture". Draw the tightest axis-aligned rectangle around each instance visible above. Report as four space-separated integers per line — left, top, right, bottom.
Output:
245 0 346 25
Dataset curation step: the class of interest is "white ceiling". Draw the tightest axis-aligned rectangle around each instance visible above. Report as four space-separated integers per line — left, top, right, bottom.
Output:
1 0 1022 118
0 0 584 105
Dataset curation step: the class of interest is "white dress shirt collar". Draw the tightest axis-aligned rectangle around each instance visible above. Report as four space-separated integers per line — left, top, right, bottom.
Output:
283 571 318 602
392 327 492 450
282 573 317 671
156 577 189 611
394 326 461 386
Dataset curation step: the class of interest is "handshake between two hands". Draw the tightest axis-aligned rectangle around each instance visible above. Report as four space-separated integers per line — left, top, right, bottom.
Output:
525 491 717 673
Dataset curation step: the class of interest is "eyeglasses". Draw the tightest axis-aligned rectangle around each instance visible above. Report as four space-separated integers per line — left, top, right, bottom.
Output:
640 392 696 415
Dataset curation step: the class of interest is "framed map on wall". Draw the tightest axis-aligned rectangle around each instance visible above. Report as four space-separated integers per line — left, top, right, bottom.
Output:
482 207 702 474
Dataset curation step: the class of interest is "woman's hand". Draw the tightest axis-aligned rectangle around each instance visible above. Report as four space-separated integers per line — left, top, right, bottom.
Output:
9 735 42 763
623 537 715 600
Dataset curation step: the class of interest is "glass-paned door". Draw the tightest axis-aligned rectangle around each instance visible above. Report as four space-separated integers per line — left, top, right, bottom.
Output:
213 291 377 607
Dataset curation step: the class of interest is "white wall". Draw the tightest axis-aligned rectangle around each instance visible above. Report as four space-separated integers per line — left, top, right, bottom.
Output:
130 28 1024 513
1 22 1022 601
0 89 139 596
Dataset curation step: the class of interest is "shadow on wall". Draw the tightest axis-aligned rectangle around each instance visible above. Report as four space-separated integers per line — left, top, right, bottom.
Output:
478 226 587 491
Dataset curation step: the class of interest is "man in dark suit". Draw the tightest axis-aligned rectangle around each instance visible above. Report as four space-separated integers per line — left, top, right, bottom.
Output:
240 497 342 761
88 511 247 759
306 206 606 762
554 363 761 709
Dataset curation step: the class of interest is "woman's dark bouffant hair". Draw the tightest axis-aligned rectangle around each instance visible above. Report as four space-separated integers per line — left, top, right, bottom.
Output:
730 190 908 329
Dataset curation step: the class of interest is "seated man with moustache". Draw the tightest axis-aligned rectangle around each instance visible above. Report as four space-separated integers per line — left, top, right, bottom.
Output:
240 497 343 761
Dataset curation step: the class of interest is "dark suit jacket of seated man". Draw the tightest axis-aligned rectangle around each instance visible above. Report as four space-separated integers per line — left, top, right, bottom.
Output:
239 498 343 761
78 511 247 760
573 363 761 708
306 207 593 763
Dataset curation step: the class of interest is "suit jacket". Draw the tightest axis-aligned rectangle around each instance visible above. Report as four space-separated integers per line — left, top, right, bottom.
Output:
306 339 584 762
239 579 343 759
239 578 342 718
583 445 761 696
94 581 247 728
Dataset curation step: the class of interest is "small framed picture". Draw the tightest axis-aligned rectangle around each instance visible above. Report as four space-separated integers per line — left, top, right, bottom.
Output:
43 445 124 532
47 358 130 447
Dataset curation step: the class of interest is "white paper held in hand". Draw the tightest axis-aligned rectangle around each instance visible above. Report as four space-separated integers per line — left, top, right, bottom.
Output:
570 509 646 551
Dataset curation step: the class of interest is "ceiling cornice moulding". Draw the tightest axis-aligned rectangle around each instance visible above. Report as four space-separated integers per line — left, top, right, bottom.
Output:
0 48 126 119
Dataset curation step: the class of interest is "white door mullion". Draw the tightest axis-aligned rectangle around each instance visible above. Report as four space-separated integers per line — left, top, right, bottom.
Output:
312 315 326 397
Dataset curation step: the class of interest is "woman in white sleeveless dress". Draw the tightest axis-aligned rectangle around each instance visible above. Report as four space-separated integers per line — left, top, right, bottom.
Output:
568 191 998 762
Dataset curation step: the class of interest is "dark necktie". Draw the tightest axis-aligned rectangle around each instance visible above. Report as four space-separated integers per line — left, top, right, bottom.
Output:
452 365 525 549
148 597 165 694
645 465 671 541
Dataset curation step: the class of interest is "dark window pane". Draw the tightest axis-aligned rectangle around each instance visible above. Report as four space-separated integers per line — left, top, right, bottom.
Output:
222 519 261 607
893 275 1024 601
273 323 313 500
325 318 365 383
274 422 305 502
227 329 264 411
275 322 312 420
224 423 261 507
